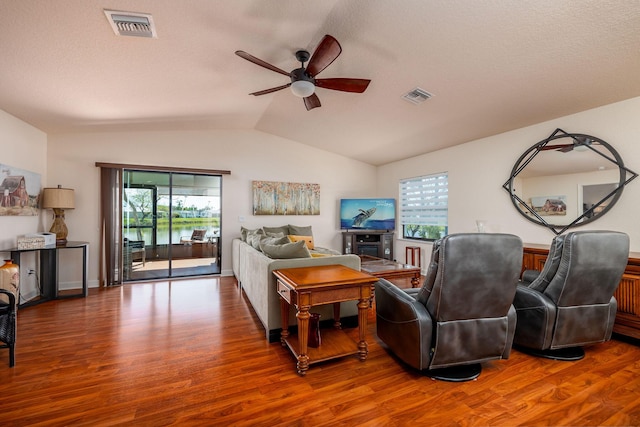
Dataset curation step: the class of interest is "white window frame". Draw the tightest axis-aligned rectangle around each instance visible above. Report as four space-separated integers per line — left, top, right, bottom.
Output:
399 172 448 240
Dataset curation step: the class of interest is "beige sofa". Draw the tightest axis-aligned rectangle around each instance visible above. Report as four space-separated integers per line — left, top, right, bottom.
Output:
232 237 361 341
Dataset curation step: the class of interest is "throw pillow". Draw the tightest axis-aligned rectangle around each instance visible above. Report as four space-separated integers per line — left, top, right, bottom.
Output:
259 235 289 249
247 233 263 250
264 231 285 238
241 226 263 242
263 225 290 236
261 239 311 259
288 234 315 250
288 224 313 237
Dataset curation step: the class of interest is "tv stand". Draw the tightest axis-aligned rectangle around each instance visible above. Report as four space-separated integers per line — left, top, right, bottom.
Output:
342 231 394 260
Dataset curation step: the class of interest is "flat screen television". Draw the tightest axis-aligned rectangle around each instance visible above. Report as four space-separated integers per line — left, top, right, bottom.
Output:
339 198 396 230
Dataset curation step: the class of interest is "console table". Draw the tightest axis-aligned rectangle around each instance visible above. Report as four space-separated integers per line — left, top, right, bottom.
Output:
274 265 378 376
5 241 89 308
523 244 640 340
342 231 394 260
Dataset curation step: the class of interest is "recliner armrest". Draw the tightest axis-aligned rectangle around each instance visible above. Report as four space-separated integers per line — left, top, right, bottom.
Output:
374 278 434 370
374 279 431 324
0 289 16 309
514 283 556 309
521 269 540 285
512 284 557 349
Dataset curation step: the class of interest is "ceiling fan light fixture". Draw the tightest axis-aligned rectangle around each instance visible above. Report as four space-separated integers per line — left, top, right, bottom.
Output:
573 137 592 152
290 80 315 98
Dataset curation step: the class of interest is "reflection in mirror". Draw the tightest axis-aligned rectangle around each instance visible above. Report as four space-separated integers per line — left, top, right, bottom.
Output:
504 128 638 235
581 183 618 219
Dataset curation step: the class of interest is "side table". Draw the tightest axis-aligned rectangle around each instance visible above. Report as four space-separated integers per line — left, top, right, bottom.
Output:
273 264 378 376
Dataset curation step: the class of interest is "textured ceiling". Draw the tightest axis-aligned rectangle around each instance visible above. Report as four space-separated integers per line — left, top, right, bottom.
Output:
1 0 639 166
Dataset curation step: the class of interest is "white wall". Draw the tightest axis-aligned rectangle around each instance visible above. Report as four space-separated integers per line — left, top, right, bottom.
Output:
378 97 640 268
46 129 377 283
3 96 639 288
0 110 48 300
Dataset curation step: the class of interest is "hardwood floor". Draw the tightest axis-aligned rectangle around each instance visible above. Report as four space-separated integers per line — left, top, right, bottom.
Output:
2 276 640 426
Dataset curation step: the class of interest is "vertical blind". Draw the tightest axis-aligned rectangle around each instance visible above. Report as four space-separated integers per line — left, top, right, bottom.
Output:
99 166 123 286
399 172 449 227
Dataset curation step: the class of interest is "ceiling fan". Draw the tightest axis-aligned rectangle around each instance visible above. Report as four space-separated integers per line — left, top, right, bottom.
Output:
235 35 371 111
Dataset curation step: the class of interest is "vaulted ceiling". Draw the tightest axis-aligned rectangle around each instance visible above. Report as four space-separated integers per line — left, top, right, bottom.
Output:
1 1 639 165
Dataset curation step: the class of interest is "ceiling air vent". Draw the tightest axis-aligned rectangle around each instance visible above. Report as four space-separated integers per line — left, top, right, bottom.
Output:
402 87 433 105
104 10 157 38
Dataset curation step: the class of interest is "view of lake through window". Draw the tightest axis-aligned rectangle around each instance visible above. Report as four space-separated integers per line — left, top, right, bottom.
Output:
123 170 222 280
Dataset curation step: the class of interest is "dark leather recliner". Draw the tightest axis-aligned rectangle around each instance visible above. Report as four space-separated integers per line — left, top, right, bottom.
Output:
375 233 523 381
513 230 629 360
520 233 566 289
0 289 16 367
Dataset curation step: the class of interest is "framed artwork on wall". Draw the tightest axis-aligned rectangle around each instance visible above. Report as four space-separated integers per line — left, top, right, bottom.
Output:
0 163 41 216
530 195 567 216
252 180 320 215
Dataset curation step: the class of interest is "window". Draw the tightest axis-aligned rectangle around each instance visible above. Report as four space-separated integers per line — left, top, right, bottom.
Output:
96 162 229 285
399 172 448 240
122 170 222 281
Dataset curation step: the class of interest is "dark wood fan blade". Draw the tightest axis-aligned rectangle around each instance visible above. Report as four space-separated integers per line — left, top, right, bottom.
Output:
304 93 321 111
249 84 291 96
235 51 290 76
315 78 371 93
306 35 342 77
539 144 573 151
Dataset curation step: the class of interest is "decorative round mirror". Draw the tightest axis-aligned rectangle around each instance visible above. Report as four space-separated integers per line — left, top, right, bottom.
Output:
503 128 638 235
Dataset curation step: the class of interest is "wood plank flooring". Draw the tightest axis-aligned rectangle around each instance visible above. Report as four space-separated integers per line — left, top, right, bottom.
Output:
1 276 640 426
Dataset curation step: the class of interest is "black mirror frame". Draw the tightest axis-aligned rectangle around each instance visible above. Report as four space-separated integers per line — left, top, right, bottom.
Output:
503 128 638 235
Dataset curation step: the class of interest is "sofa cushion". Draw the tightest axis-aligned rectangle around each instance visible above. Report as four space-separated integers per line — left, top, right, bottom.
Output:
288 234 314 250
263 225 290 236
288 224 313 237
261 239 311 259
311 247 341 256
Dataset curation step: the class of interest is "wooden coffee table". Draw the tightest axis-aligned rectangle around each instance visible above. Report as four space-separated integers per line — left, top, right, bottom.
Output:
273 264 378 376
359 255 422 287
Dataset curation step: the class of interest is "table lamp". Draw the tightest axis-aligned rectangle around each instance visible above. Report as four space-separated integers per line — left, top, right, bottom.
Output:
42 185 75 245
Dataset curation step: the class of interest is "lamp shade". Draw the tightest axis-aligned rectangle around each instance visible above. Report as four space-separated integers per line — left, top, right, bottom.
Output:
42 186 75 209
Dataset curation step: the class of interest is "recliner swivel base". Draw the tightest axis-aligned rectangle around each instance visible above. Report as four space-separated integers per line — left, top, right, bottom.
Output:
426 363 481 382
518 345 585 361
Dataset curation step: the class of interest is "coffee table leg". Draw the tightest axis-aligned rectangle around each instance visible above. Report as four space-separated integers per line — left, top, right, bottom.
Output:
411 273 420 288
296 306 310 375
357 297 369 361
280 298 290 346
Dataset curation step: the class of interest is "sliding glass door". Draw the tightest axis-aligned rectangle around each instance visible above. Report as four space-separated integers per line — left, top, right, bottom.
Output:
122 170 221 281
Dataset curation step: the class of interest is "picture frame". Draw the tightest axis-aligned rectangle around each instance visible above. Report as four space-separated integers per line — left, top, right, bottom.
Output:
0 163 41 216
530 195 567 216
252 181 320 215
